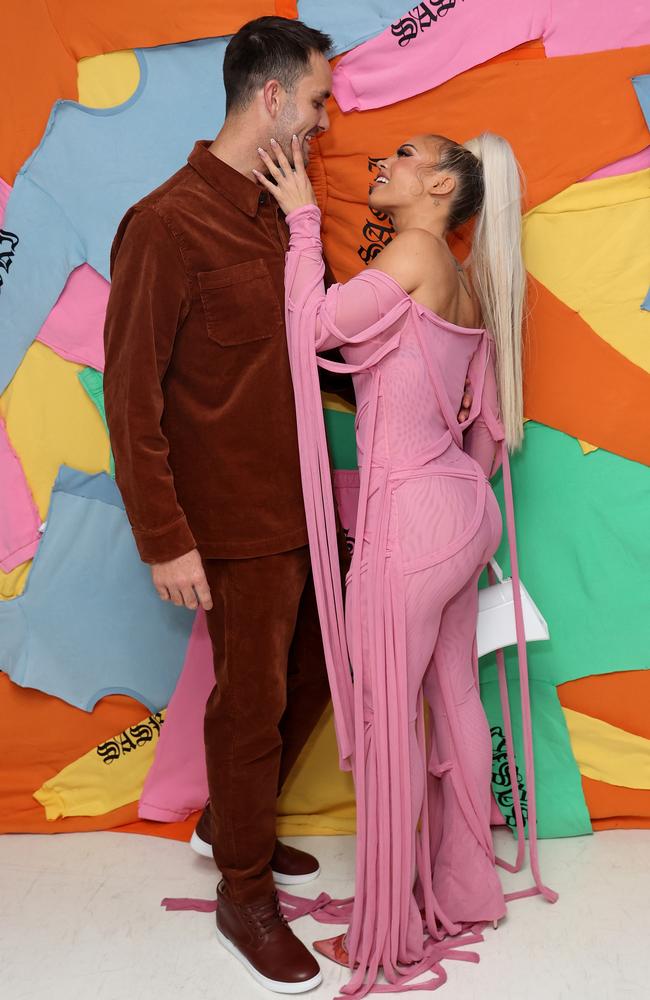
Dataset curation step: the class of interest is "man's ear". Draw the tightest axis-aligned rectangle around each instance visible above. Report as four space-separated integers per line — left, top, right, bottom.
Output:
261 78 282 119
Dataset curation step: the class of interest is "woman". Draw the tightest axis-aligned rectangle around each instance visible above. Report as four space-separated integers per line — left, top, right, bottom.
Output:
254 131 551 996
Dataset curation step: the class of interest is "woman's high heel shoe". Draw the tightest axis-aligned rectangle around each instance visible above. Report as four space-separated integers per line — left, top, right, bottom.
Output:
313 933 358 968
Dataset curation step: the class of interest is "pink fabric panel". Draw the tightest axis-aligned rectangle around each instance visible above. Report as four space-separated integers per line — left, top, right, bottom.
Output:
0 177 108 372
0 416 41 572
332 0 546 112
138 609 213 822
37 267 109 371
544 0 650 57
332 0 650 112
581 146 650 182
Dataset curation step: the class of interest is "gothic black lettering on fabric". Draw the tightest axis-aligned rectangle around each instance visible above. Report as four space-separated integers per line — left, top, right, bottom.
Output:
391 1 464 48
358 156 395 264
358 213 395 264
490 725 528 831
96 713 165 765
0 228 19 290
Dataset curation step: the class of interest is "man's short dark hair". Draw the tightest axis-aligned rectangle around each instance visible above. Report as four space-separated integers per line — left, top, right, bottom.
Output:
223 17 332 114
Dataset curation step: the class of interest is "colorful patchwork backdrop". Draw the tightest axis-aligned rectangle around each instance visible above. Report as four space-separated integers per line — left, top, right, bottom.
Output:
1 4 649 846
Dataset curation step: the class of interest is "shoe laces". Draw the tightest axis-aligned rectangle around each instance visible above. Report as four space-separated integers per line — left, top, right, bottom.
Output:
243 893 288 937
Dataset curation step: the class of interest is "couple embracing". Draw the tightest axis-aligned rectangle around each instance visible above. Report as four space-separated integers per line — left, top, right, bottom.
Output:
104 15 544 998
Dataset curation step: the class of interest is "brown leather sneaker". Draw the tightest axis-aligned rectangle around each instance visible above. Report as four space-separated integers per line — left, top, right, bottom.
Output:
215 880 322 994
191 805 320 885
270 840 321 885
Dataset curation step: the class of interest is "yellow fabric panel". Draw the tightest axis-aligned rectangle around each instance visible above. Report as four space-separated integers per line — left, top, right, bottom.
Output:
0 562 31 601
321 391 356 415
0 343 110 517
277 705 356 836
0 343 111 598
34 711 166 820
563 707 650 790
523 169 650 373
578 440 599 455
77 50 140 108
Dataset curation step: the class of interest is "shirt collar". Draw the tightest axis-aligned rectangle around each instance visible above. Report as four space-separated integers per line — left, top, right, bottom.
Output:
188 140 264 217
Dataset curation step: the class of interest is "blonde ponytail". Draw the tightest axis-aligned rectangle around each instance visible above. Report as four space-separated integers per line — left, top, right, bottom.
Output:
463 133 525 451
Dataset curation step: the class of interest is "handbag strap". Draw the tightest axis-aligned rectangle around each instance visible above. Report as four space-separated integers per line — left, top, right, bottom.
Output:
496 440 558 904
488 557 505 583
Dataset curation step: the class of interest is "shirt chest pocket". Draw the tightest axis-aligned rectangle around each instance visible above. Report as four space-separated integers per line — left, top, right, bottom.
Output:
198 259 282 346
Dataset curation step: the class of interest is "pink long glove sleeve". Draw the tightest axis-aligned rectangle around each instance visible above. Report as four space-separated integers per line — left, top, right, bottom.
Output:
332 0 650 112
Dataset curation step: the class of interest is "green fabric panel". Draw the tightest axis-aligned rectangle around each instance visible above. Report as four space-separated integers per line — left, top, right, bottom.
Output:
78 367 115 478
481 422 650 689
324 406 357 470
480 675 592 839
478 422 650 836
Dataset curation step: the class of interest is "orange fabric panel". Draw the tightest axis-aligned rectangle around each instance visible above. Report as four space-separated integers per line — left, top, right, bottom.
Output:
114 813 199 841
4 1 297 183
558 672 650 828
558 671 650 742
0 672 147 833
4 5 78 182
592 818 650 831
580 775 650 828
310 46 650 284
524 278 650 466
47 0 298 59
487 38 548 65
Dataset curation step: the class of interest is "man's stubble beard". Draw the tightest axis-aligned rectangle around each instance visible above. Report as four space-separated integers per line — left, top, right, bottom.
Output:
276 96 302 168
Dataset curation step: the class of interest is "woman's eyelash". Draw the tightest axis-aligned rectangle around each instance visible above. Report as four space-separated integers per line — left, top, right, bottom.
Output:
396 148 410 157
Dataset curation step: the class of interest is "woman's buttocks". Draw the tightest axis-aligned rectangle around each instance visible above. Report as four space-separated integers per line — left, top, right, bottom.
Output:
389 448 487 568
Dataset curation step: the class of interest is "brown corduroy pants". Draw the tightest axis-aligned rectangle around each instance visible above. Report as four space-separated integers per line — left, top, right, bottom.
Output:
202 545 332 903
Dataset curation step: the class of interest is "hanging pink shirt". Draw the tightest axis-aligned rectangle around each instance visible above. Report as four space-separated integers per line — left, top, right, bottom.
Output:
138 609 212 822
332 0 650 112
0 177 107 372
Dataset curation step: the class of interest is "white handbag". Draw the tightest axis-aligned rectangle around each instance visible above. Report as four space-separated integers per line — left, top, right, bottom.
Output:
476 558 550 659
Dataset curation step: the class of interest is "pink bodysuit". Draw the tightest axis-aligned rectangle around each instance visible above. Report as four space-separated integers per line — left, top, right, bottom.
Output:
284 205 555 997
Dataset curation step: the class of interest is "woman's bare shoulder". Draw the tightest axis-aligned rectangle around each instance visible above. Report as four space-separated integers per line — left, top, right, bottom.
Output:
367 228 450 293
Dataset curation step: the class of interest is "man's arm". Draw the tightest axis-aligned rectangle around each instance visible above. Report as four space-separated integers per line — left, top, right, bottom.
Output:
103 206 212 610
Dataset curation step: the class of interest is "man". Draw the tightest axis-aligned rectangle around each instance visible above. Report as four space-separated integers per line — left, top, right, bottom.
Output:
105 15 473 993
104 17 336 994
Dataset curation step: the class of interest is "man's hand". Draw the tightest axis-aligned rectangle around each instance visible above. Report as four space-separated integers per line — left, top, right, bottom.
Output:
458 378 473 424
151 548 213 611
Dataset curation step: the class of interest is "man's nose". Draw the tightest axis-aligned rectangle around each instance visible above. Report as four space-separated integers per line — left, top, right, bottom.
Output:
319 107 330 132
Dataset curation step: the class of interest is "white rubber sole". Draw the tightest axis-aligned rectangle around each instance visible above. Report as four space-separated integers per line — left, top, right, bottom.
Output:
271 866 321 886
190 829 214 858
216 926 322 994
190 831 321 885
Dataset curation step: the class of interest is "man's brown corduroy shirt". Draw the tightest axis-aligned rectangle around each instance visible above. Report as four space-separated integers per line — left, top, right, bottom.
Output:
104 140 310 564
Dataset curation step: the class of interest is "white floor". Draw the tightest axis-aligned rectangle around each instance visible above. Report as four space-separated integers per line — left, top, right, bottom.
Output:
1 827 649 1000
